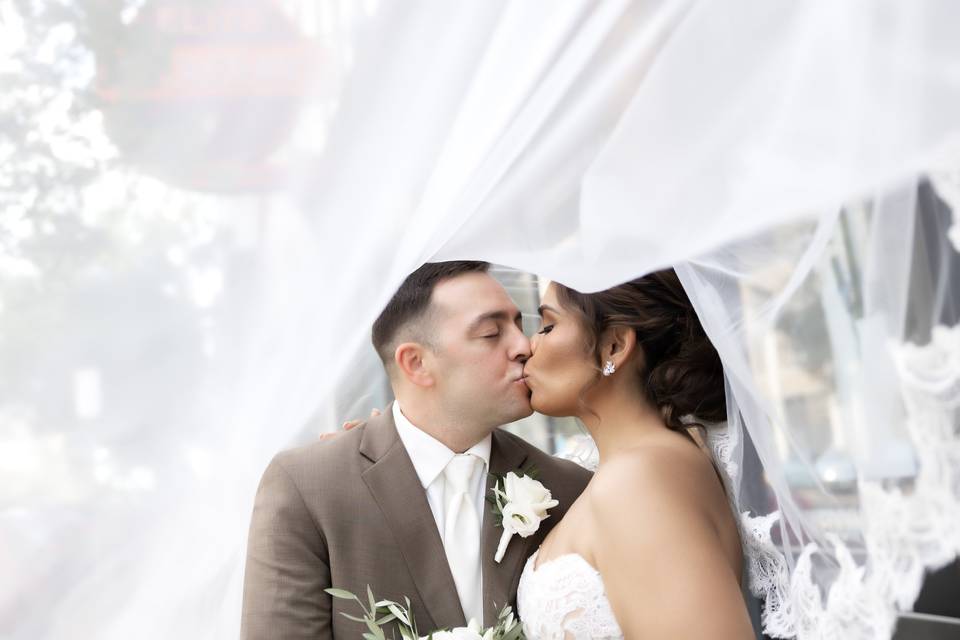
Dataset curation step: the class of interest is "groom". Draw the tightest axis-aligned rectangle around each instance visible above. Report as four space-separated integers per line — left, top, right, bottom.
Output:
241 261 592 639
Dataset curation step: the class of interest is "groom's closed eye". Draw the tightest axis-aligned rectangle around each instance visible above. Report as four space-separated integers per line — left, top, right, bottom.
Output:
469 310 523 338
471 320 502 339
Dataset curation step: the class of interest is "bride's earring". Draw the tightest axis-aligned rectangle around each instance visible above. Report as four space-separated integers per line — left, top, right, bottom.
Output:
602 360 616 376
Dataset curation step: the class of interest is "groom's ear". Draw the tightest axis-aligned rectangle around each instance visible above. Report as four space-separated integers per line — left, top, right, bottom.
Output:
394 342 435 388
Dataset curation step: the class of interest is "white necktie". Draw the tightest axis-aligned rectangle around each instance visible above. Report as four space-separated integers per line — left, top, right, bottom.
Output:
442 453 483 625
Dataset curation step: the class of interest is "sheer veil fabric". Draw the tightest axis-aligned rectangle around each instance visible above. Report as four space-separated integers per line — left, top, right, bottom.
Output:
3 1 960 638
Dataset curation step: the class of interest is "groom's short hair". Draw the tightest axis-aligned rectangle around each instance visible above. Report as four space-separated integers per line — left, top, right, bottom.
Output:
372 260 490 367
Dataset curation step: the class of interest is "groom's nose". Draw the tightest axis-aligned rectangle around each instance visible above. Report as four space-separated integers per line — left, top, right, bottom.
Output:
507 326 532 362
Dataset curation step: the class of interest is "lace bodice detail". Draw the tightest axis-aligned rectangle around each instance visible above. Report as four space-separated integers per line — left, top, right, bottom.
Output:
516 549 623 639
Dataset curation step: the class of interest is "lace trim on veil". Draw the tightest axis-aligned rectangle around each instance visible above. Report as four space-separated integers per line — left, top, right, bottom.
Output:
708 324 960 639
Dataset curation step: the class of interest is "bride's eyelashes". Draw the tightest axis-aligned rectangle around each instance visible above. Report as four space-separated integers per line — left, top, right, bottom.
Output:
537 324 554 335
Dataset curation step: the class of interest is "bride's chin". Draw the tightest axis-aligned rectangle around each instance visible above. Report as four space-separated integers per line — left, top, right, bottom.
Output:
530 396 575 419
528 394 554 417
528 395 541 413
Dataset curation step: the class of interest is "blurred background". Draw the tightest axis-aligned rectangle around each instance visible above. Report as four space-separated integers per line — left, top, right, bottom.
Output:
3 1 960 638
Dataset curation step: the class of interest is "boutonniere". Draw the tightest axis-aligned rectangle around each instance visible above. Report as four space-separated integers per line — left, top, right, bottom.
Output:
487 468 559 563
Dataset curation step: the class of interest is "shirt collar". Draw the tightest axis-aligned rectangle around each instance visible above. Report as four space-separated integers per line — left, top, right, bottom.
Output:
392 401 491 489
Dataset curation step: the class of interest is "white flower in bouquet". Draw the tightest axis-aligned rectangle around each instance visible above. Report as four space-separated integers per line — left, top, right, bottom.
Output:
423 618 494 640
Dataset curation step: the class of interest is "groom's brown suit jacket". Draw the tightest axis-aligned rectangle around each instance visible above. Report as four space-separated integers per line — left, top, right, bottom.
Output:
241 406 592 639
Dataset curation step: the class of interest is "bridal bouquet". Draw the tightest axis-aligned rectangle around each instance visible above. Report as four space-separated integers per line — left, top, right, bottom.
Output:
325 586 525 640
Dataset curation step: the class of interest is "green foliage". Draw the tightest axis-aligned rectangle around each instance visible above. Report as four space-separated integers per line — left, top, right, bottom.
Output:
325 586 526 639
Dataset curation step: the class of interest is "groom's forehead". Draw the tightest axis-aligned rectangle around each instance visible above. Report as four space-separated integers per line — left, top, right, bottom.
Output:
431 273 520 321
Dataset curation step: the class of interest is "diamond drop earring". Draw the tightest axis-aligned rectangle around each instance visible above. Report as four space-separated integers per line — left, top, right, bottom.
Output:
602 360 616 376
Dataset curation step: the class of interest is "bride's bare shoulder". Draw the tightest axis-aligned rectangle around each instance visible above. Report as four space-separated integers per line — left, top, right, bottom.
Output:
584 435 754 638
587 435 720 518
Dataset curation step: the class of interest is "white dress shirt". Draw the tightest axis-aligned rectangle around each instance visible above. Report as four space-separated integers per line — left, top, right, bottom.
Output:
392 401 492 539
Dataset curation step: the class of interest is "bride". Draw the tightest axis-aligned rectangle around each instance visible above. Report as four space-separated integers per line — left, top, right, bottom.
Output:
516 269 755 639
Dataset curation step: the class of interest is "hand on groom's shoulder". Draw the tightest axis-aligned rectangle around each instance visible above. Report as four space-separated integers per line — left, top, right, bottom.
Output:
318 407 381 441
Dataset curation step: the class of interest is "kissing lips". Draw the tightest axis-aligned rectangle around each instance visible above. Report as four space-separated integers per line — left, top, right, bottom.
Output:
516 373 532 391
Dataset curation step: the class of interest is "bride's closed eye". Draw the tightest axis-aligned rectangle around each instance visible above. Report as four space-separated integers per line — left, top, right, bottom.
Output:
537 324 554 335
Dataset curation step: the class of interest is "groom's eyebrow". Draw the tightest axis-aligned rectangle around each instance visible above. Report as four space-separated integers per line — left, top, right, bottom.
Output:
468 310 523 331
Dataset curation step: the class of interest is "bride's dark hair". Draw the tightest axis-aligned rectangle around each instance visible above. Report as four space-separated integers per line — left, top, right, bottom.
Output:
553 268 726 431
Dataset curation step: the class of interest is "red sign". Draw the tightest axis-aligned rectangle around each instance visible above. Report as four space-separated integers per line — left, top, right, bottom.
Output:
96 0 326 193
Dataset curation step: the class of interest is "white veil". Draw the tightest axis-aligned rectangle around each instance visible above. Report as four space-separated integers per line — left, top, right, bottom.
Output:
2 1 960 638
680 186 960 638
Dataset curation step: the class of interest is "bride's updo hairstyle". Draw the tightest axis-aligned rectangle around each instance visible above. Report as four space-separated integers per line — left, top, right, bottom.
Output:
553 268 726 431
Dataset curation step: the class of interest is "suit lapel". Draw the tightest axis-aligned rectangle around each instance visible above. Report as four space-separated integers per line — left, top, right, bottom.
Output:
480 429 531 625
359 407 466 631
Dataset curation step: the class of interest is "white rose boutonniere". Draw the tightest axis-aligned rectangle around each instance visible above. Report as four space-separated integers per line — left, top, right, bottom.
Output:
488 469 559 563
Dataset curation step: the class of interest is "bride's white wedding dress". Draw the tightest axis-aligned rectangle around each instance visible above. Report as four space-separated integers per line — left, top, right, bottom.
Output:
516 548 623 640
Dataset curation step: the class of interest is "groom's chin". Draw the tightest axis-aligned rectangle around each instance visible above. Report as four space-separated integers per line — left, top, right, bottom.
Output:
509 399 534 422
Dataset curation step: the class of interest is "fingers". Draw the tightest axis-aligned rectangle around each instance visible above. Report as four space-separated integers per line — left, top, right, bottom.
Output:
343 409 380 431
323 409 383 441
